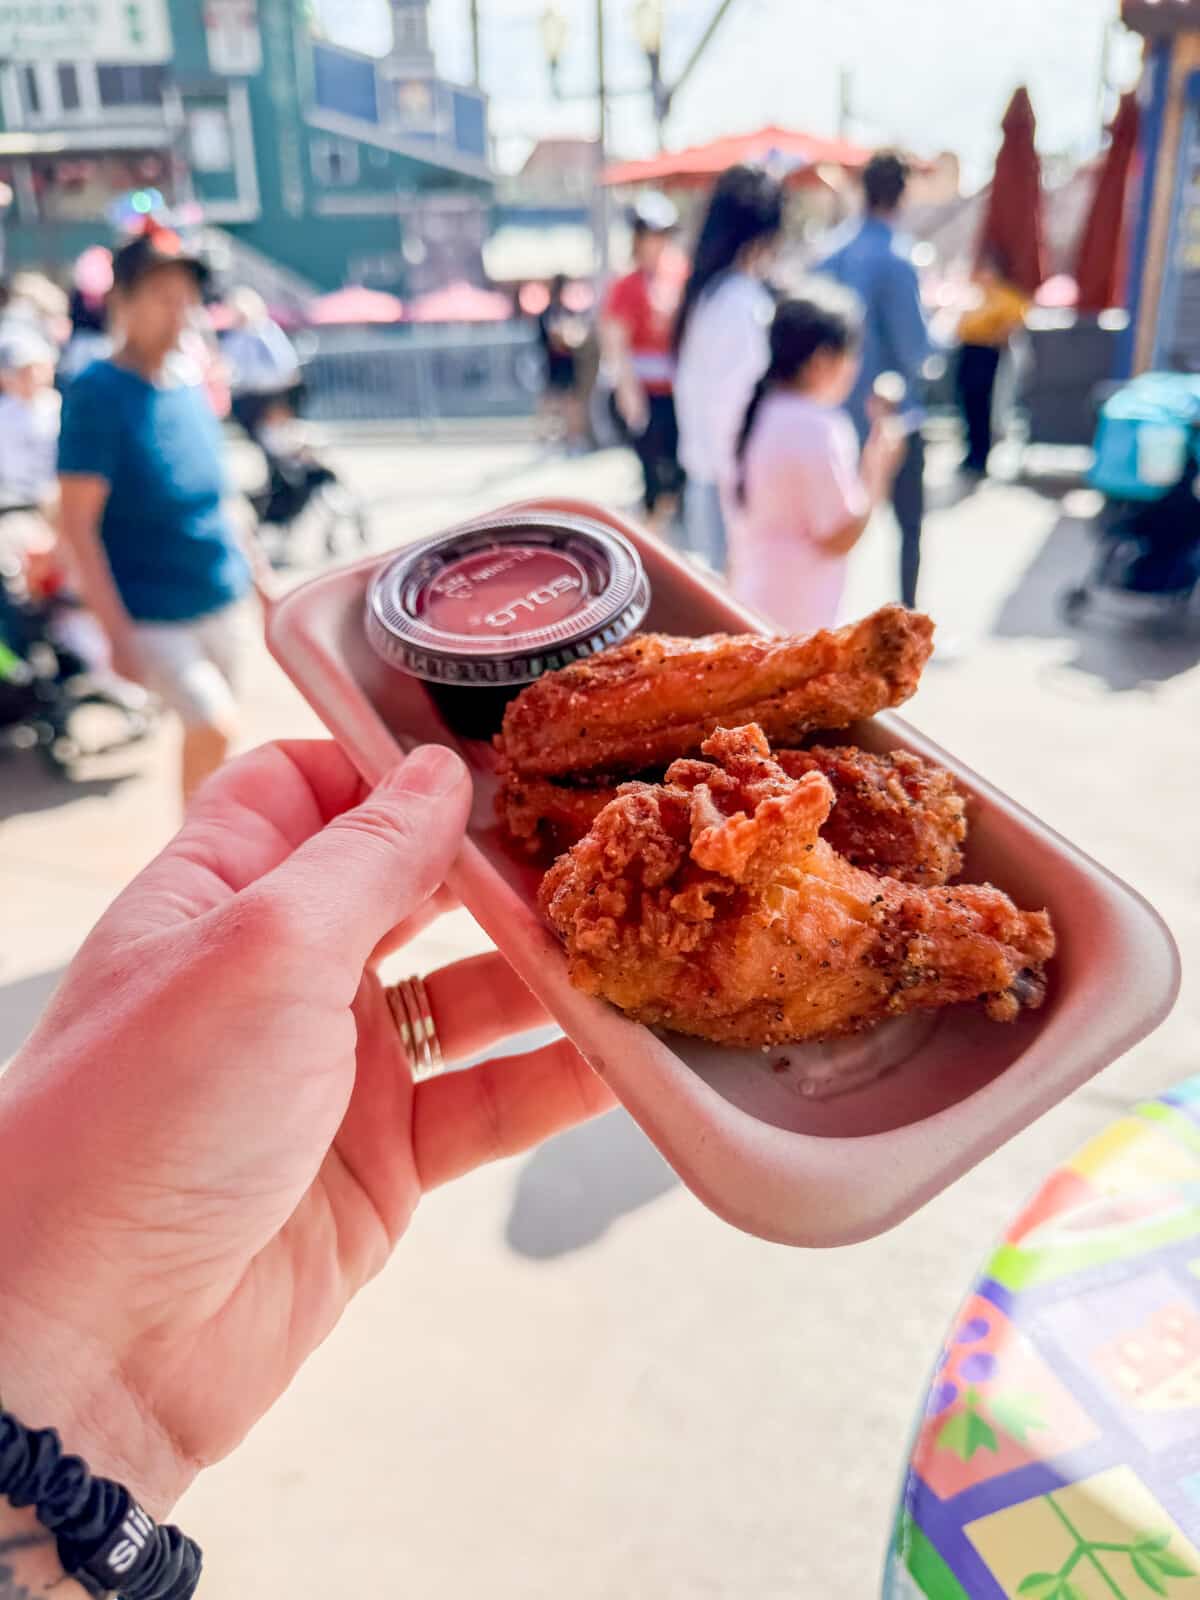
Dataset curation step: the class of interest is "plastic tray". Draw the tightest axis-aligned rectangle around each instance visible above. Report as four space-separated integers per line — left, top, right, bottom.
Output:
265 498 1180 1247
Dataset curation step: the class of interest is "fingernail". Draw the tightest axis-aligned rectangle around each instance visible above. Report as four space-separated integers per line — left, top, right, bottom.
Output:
384 744 467 799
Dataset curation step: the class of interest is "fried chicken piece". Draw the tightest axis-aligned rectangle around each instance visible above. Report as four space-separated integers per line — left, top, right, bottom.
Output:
776 747 966 884
539 725 1054 1049
497 604 934 780
498 773 614 855
499 744 966 885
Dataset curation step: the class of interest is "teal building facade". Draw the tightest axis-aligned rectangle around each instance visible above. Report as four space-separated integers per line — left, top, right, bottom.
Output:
0 0 493 292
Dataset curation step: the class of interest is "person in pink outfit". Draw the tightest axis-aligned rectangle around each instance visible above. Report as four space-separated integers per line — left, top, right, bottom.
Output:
729 285 904 634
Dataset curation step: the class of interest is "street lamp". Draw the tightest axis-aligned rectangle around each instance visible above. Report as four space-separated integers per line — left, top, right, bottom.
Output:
539 3 569 94
631 0 669 142
538 0 610 278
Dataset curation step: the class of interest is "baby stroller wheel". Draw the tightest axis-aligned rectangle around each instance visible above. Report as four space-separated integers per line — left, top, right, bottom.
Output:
1061 586 1090 625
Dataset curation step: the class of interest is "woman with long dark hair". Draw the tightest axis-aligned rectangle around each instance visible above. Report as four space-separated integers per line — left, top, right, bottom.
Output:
672 164 785 571
729 286 903 633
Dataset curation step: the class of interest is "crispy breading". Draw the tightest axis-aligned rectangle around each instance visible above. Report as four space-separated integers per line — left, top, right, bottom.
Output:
497 605 934 780
539 725 1053 1050
498 744 966 885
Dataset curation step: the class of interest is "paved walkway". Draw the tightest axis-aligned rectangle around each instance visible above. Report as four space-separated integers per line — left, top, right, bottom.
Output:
1 428 1196 1596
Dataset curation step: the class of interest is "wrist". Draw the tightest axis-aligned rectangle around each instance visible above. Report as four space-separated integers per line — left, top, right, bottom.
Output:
0 1289 195 1521
0 1499 91 1598
862 466 887 503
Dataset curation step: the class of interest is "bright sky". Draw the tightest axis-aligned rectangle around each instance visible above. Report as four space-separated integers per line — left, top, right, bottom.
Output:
312 0 1145 181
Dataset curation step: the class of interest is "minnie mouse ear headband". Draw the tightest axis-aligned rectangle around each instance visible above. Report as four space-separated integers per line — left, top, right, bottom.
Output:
111 220 209 293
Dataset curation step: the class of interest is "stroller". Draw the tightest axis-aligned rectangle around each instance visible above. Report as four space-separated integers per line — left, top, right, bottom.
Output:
0 511 154 773
246 411 368 566
1063 373 1200 626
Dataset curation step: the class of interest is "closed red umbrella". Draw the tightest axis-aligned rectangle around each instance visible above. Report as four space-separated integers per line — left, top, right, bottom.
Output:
977 87 1046 296
1074 92 1140 313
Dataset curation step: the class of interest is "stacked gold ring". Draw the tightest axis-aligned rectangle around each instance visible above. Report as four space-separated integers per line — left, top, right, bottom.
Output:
385 975 445 1080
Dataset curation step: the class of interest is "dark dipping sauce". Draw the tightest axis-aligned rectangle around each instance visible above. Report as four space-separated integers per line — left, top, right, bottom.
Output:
365 511 650 738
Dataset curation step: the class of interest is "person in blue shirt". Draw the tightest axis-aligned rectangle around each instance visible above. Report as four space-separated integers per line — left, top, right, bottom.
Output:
58 225 253 805
819 151 934 609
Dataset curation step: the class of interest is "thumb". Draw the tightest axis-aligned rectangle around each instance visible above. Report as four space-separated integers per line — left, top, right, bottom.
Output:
252 744 472 974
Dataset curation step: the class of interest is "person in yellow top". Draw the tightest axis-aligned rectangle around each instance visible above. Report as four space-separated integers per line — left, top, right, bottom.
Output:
955 248 1029 476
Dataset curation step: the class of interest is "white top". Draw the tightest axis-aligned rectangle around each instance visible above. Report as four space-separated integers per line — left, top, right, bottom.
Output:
728 391 868 635
0 391 60 506
223 320 300 394
674 272 773 486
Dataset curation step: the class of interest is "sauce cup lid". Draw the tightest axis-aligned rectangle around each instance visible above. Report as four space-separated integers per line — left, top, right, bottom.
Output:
366 510 650 687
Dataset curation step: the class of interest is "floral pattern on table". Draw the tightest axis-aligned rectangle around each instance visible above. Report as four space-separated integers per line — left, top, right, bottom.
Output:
888 1093 1200 1599
965 1469 1200 1599
909 1295 1098 1499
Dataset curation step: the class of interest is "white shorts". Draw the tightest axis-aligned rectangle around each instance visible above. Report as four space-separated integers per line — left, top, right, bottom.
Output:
132 599 255 728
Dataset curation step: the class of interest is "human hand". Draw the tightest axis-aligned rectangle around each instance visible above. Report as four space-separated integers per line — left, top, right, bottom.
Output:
106 622 145 686
861 417 908 500
0 741 614 1515
616 379 649 436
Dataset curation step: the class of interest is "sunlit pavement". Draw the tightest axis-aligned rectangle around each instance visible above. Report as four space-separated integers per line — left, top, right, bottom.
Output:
2 423 1197 1596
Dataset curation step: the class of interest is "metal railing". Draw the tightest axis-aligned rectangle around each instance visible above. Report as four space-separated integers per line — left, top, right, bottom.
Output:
298 324 545 425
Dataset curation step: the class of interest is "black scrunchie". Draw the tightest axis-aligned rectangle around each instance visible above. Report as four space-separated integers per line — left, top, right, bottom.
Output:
0 1409 201 1599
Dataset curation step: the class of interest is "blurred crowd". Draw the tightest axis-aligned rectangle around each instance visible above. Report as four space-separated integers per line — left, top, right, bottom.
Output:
0 222 358 810
0 144 1053 812
580 148 1030 633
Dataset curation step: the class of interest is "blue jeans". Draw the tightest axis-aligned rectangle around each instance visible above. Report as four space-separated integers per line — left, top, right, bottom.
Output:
684 480 727 573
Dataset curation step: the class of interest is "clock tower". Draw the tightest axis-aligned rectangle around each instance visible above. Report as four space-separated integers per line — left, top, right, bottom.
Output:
388 0 434 71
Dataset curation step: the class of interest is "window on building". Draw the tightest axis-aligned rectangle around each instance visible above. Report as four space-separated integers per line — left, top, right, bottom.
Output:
56 64 81 112
310 136 359 187
189 107 233 173
97 64 166 108
21 66 41 116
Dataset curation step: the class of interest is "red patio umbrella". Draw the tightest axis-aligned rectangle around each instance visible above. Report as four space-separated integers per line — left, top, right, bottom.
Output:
602 125 873 189
309 286 405 325
407 280 512 323
977 87 1046 296
1074 91 1141 313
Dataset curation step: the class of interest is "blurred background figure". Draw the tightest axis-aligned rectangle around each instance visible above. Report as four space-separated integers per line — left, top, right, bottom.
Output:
0 329 61 517
953 246 1029 478
57 223 252 806
0 327 62 610
601 191 687 535
673 163 785 574
58 248 115 388
819 150 934 609
0 271 69 349
730 287 903 634
536 273 587 450
223 286 303 448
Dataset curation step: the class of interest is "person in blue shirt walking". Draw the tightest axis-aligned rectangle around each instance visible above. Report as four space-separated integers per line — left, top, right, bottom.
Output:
58 224 253 805
819 151 934 609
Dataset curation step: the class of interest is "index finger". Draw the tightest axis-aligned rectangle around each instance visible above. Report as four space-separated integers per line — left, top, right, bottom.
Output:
110 741 373 935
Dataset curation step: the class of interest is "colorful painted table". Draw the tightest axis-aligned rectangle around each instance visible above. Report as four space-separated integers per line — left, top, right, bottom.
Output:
886 1081 1200 1599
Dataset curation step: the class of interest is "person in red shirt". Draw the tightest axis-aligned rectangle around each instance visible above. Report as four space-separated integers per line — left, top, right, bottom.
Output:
601 192 687 533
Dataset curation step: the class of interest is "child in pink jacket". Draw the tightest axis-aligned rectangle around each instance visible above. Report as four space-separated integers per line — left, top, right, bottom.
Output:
729 285 903 634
